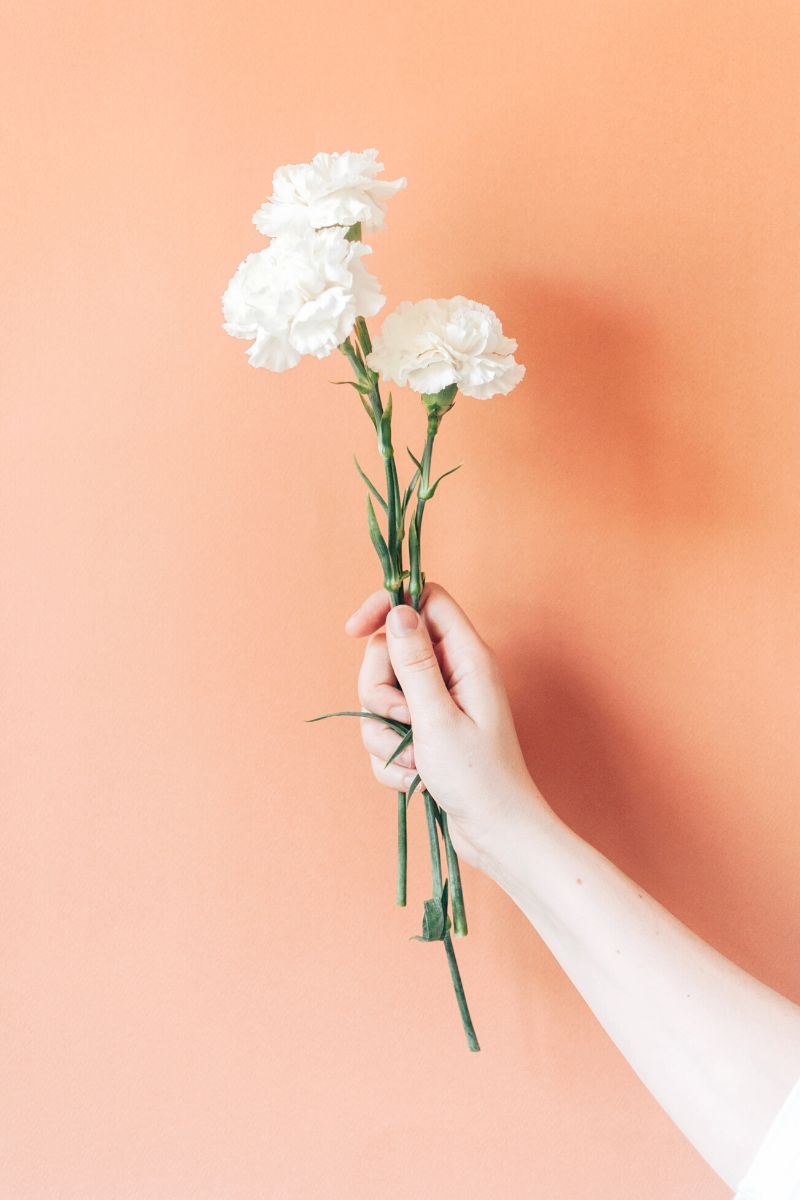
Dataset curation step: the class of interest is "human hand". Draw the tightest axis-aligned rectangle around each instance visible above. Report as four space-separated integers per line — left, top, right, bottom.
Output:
345 582 554 872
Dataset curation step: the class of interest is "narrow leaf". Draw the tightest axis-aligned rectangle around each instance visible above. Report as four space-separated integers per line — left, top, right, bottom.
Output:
384 725 413 769
305 709 410 736
378 393 393 458
353 455 388 511
401 465 421 516
421 463 463 501
354 313 372 356
366 494 392 578
408 507 421 599
405 774 422 807
330 379 372 395
406 447 423 473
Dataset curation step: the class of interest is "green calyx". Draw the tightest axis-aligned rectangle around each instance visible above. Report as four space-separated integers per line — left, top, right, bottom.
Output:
420 383 457 420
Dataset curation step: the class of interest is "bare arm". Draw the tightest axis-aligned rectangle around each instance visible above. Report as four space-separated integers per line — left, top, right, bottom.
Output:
484 801 800 1187
347 583 800 1188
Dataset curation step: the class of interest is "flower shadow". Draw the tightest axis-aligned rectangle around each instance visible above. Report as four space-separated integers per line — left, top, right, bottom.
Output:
465 271 751 534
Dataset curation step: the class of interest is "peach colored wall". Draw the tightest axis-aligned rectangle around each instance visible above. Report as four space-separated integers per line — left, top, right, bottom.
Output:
2 1 798 1196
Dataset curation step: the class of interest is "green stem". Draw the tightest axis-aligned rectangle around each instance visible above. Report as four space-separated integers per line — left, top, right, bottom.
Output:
423 790 443 895
440 810 468 937
396 791 407 906
444 931 480 1051
342 327 407 891
423 787 478 1048
409 413 440 611
411 422 469 938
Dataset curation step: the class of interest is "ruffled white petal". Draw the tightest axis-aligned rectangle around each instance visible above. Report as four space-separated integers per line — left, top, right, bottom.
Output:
367 297 525 400
221 229 384 372
252 149 406 237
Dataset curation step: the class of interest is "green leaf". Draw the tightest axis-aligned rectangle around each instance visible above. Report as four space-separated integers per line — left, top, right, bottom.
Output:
432 800 445 833
359 393 377 424
305 709 410 737
354 314 373 356
420 462 462 501
353 455 387 511
401 464 421 516
406 447 423 473
411 895 446 942
330 379 372 395
405 774 422 807
408 507 421 600
384 725 413 769
378 393 393 458
338 336 367 375
345 221 363 243
366 494 393 580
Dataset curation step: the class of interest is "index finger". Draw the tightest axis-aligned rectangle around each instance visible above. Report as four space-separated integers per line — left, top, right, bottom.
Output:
344 589 393 638
357 630 411 725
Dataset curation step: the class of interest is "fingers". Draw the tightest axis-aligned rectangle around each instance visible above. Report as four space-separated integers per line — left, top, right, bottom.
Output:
346 583 489 671
361 719 416 771
370 754 417 793
418 582 490 659
345 589 392 638
357 631 411 724
385 604 457 728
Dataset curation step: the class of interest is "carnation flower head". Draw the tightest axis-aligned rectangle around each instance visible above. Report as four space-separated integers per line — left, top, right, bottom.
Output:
252 149 407 238
222 228 384 371
366 297 525 400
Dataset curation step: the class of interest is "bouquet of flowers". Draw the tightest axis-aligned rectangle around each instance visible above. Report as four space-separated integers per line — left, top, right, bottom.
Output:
222 149 525 1051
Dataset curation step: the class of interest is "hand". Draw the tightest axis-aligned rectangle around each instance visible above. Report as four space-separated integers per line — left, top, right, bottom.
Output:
345 582 553 871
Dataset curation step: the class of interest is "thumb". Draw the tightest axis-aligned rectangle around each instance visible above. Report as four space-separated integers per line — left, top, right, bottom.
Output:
385 605 455 727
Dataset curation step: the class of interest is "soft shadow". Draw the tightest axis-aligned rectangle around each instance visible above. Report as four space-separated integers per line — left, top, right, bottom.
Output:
469 270 751 532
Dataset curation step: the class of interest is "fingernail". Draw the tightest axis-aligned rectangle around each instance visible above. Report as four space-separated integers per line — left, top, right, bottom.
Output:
387 606 418 637
389 703 411 724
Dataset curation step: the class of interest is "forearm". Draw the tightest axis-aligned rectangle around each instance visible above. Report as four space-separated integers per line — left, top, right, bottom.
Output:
482 790 800 1187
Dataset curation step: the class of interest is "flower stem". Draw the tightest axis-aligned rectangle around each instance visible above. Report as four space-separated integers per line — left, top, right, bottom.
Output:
444 931 480 1052
423 790 443 895
440 810 468 937
422 788 478 1047
411 422 469 938
409 413 440 610
343 325 407 893
395 791 407 906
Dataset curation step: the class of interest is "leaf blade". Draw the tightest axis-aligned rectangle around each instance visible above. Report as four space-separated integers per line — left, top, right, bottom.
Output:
384 725 413 768
353 455 388 511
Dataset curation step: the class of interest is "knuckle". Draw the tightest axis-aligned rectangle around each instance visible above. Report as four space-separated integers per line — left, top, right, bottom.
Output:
400 647 439 675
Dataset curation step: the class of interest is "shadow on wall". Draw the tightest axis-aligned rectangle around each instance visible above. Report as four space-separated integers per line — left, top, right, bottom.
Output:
499 628 800 999
458 272 800 1005
474 271 752 535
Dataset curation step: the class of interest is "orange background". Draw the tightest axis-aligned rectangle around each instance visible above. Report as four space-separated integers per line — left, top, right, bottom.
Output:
2 1 799 1196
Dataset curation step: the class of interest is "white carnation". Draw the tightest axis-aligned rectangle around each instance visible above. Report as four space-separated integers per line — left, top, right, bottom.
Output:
366 297 525 400
252 149 406 238
221 228 384 371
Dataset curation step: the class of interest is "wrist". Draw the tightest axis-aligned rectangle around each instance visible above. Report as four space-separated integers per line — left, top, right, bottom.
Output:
476 778 568 891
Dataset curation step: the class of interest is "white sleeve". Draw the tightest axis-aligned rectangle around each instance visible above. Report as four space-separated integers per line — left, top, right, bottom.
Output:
734 1076 800 1200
